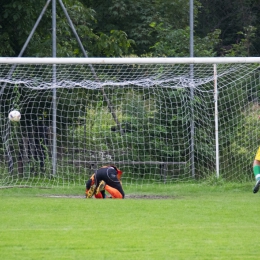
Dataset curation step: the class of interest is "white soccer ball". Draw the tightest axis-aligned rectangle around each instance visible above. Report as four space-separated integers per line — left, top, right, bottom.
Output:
8 110 21 122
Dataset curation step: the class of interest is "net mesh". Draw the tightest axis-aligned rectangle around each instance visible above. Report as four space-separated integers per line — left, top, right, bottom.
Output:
0 61 259 187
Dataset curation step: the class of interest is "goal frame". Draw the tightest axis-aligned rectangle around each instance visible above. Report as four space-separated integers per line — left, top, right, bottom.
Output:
1 57 260 64
1 56 260 183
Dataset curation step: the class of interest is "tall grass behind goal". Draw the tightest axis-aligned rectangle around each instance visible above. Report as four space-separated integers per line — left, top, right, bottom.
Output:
0 57 259 188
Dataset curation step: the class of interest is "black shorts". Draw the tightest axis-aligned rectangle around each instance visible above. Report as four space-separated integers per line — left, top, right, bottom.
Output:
95 167 125 198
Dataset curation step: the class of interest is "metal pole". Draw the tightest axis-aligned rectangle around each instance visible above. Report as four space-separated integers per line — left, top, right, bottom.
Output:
52 0 57 176
190 0 194 58
190 0 195 178
214 64 219 178
0 0 52 176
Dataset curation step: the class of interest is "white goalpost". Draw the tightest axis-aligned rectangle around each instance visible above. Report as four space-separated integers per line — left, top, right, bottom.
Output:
0 57 260 187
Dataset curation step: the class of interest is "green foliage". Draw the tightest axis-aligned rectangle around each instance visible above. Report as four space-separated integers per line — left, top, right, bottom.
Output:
197 0 260 56
99 87 191 179
2 0 260 57
0 0 133 57
92 30 134 57
222 104 260 179
150 25 221 57
223 26 257 57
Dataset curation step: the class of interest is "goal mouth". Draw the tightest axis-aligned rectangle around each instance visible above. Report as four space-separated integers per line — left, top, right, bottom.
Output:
0 58 258 188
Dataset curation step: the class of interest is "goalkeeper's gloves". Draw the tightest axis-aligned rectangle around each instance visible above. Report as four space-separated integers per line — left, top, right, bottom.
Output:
86 185 96 198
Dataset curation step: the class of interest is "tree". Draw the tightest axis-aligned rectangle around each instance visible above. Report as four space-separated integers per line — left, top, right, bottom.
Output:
149 24 221 57
197 0 260 56
83 0 193 56
0 0 133 57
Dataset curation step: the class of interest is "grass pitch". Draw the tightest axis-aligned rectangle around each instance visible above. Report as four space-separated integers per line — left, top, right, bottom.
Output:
0 183 260 260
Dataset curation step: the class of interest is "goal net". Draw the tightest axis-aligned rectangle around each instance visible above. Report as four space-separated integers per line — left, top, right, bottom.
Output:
0 57 259 188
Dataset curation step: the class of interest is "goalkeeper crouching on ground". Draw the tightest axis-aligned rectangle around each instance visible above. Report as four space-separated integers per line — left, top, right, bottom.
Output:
85 165 125 199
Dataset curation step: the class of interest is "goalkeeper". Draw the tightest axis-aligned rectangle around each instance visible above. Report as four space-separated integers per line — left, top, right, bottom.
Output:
86 165 125 199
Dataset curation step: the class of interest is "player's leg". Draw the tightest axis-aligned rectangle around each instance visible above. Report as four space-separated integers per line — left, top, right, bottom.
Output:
96 181 124 198
105 167 125 198
96 180 124 198
253 147 260 193
105 185 123 199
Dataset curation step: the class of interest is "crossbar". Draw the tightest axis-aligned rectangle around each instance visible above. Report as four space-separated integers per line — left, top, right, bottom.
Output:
1 57 260 64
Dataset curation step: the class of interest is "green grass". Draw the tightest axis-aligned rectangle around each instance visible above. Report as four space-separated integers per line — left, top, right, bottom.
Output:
0 183 260 260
